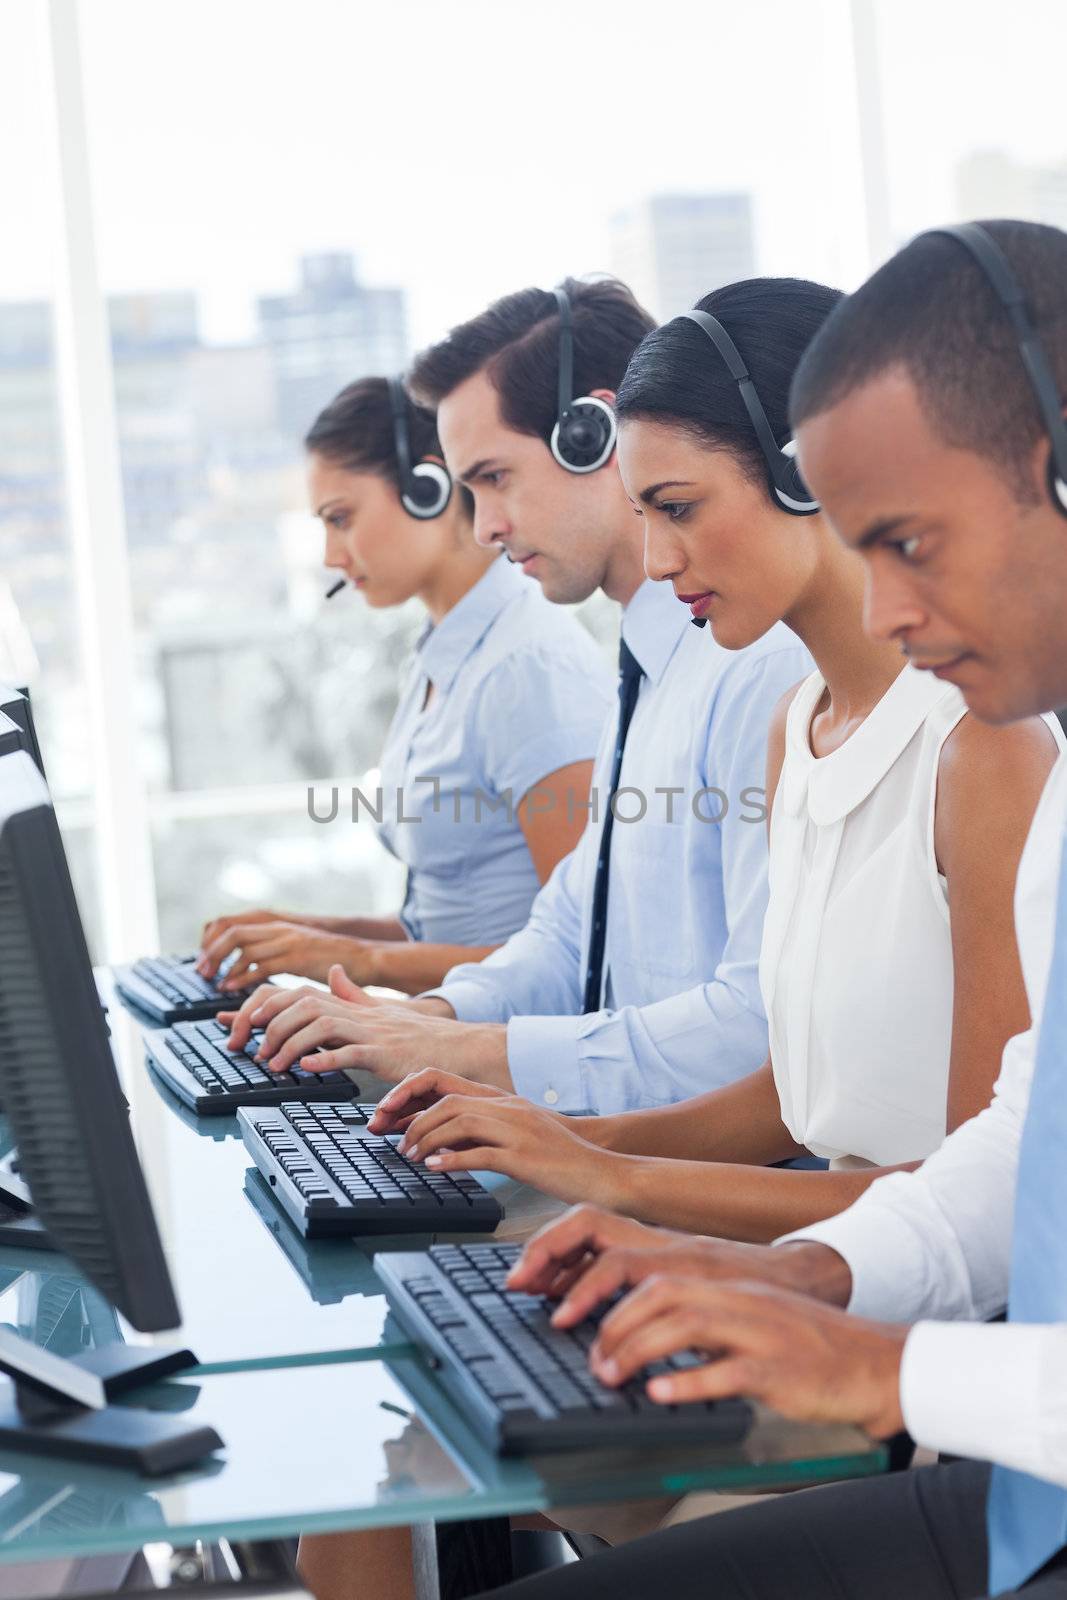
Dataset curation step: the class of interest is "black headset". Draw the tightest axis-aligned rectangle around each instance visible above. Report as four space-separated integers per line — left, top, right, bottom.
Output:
678 309 819 517
388 376 452 520
549 288 618 474
922 223 1067 519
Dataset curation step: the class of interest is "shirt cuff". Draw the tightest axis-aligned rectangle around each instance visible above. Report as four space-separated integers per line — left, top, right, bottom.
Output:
901 1320 1047 1471
506 1014 584 1110
777 1200 922 1321
420 978 506 1025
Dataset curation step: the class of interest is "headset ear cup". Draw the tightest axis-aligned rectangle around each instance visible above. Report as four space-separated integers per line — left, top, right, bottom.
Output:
1048 453 1067 519
772 438 820 517
402 461 452 520
550 397 617 474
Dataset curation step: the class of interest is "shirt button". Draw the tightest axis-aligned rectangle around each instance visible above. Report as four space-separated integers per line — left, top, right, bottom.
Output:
543 1089 559 1106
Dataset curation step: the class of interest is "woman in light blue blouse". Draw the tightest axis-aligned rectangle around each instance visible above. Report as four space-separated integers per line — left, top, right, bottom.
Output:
198 377 611 994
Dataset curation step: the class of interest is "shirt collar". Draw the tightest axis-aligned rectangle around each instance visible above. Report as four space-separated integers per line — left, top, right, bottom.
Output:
782 663 962 826
620 578 690 685
417 555 526 693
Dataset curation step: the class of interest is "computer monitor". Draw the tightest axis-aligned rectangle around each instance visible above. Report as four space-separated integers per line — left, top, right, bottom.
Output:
0 713 43 1171
0 750 220 1472
0 713 24 762
0 687 45 780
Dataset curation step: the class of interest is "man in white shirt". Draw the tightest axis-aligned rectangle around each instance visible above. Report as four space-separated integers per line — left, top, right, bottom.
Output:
224 279 811 1110
474 223 1067 1599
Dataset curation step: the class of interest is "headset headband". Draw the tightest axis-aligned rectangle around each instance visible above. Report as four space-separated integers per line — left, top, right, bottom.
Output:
681 311 788 471
549 286 617 474
386 375 452 519
678 309 818 516
924 224 1067 502
554 288 576 423
387 376 415 488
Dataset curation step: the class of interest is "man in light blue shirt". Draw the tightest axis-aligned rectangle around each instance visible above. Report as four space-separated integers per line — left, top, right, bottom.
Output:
225 277 811 1111
421 578 806 1111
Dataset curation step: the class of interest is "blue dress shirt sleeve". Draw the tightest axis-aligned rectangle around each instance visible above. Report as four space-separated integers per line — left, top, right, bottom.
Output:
470 643 612 804
503 648 802 1111
424 832 591 1025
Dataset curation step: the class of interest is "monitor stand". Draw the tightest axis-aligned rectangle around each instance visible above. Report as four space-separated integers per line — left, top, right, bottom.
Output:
0 1328 222 1473
0 1152 51 1250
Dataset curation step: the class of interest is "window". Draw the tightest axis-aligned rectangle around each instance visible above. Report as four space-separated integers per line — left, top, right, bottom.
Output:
0 2 102 951
5 0 1064 959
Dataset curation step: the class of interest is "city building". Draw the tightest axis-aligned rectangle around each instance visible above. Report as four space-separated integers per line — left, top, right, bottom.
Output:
0 256 410 811
608 192 756 320
257 252 408 442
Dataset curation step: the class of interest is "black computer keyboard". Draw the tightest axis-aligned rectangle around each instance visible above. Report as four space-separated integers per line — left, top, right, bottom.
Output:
238 1101 504 1239
114 954 256 1024
145 1018 362 1115
376 1242 753 1455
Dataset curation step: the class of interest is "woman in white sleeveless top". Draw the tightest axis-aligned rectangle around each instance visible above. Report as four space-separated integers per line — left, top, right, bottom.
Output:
765 664 977 1169
371 276 1063 1243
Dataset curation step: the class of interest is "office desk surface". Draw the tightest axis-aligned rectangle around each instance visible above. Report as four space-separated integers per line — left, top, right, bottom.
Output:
82 974 572 1368
0 1357 885 1566
0 973 885 1566
98 978 430 1366
0 974 598 1368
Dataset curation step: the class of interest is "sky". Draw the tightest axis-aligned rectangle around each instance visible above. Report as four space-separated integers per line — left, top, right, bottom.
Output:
2 0 1066 352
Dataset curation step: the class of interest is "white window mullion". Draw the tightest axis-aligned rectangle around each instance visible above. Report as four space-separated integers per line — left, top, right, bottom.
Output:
37 0 159 960
848 0 894 271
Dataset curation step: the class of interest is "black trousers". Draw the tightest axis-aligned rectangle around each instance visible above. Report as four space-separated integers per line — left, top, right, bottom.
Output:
477 1462 1067 1600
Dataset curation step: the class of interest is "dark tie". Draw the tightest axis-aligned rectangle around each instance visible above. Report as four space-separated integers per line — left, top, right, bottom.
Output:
582 638 644 1014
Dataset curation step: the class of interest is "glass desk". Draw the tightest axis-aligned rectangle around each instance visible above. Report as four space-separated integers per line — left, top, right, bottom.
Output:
0 1357 886 1567
77 974 558 1369
97 978 426 1367
0 976 592 1371
0 973 887 1585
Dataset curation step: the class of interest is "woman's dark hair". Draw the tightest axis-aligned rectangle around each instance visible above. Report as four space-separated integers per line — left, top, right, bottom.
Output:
304 376 441 494
615 277 843 488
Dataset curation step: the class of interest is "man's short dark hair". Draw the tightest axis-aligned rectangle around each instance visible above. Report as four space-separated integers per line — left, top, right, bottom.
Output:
408 276 655 446
790 219 1067 502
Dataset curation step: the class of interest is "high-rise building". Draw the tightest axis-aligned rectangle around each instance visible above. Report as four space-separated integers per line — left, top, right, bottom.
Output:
110 293 202 550
0 301 66 561
954 150 1067 232
257 252 408 441
608 193 756 321
0 258 410 799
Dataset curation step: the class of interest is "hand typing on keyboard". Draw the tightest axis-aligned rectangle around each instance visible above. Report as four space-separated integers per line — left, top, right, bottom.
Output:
197 913 381 991
369 1069 508 1135
481 1208 905 1436
393 1092 622 1208
148 1017 360 1113
508 1203 848 1328
577 1273 907 1438
376 1242 754 1453
219 965 514 1090
238 1103 502 1237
